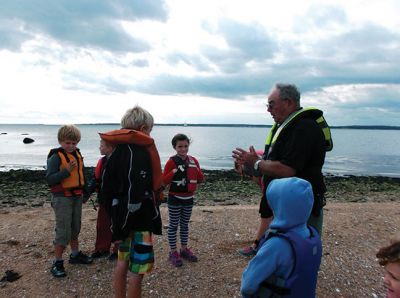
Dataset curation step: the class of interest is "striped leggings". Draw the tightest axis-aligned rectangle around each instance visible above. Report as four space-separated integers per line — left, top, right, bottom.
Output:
167 204 193 250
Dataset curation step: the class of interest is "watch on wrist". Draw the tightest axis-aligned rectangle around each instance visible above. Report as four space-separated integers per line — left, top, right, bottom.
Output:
254 159 262 171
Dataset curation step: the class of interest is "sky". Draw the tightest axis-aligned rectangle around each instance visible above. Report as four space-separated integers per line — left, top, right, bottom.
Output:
0 0 399 126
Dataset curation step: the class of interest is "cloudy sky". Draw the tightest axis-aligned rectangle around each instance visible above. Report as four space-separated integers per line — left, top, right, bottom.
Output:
1 0 399 126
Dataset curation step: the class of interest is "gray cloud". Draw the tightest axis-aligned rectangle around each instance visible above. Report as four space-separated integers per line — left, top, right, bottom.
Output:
0 19 33 51
201 19 277 73
133 72 270 98
166 52 213 72
0 0 168 52
135 12 399 100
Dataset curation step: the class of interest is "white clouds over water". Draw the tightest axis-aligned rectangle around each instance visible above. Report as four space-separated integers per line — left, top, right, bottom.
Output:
0 0 399 125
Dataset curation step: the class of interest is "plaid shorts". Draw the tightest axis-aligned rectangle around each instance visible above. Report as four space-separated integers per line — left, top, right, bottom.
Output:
118 231 154 274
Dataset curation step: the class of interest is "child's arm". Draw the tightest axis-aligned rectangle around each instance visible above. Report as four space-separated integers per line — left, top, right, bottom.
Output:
162 158 177 186
46 154 70 186
241 238 291 297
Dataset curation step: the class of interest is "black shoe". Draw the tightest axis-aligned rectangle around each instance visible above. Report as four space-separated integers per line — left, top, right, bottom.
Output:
91 251 109 259
51 260 66 278
69 251 93 265
108 252 118 262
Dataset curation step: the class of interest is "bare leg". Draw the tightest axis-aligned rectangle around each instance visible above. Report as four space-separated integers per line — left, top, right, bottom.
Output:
54 244 65 259
114 260 129 298
127 272 143 298
70 239 79 252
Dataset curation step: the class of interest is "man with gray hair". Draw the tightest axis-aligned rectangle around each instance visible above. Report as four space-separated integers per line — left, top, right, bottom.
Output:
233 83 332 256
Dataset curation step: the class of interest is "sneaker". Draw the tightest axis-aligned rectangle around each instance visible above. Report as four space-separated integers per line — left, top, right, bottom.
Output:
91 251 109 259
169 251 183 267
239 246 257 257
69 251 93 265
180 248 198 262
51 260 66 278
108 252 118 262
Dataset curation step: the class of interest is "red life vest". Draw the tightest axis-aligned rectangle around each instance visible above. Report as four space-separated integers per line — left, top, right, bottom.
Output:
169 155 199 193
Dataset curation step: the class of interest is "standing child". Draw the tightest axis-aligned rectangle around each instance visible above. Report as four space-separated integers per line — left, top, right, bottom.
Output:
46 124 93 278
376 235 400 298
85 139 118 261
100 106 163 298
163 133 204 267
241 177 322 297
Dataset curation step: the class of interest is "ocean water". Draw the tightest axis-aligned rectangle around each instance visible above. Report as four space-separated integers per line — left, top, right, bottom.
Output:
0 124 399 177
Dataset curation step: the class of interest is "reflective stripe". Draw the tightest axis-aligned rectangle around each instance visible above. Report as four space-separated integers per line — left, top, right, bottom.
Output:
265 107 333 152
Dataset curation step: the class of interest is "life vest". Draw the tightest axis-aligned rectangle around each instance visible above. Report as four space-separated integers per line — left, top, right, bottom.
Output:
99 129 163 201
47 148 85 196
169 155 199 193
264 107 333 158
258 226 322 297
94 157 105 181
93 156 108 194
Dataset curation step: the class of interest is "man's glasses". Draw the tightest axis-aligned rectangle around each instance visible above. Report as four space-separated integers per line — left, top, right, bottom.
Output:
265 98 288 109
265 101 275 109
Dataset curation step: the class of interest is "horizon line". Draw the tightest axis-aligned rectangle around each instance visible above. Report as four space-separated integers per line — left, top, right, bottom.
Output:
1 123 400 129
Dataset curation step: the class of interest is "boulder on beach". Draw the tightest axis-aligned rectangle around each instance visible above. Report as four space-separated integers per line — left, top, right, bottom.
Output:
23 137 35 144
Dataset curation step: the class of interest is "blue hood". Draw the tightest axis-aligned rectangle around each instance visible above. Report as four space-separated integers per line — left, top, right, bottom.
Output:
267 177 313 230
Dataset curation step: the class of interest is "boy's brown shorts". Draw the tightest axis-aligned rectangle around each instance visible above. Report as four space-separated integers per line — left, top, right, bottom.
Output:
51 195 82 246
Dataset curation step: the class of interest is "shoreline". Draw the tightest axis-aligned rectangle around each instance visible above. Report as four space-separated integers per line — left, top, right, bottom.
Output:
0 168 399 208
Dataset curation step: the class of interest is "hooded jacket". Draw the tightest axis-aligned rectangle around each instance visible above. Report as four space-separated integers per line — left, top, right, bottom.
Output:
241 177 322 298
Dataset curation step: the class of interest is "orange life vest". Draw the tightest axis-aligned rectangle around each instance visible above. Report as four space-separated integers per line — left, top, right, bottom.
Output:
48 148 85 196
99 129 163 200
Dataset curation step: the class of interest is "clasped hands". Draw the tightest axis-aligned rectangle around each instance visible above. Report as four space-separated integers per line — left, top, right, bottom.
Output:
232 146 261 177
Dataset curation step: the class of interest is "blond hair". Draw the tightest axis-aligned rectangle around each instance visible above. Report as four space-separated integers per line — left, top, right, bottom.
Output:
57 124 81 143
121 105 154 130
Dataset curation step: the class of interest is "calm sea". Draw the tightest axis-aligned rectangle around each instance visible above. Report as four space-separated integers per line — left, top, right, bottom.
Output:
0 124 399 177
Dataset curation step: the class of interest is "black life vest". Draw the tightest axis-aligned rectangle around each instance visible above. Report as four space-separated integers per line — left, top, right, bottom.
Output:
169 155 199 193
264 107 333 159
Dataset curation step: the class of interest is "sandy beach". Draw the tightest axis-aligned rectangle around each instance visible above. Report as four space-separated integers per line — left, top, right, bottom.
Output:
0 169 399 297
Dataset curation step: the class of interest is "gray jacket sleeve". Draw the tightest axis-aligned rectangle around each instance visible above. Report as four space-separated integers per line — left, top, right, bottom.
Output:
46 154 70 186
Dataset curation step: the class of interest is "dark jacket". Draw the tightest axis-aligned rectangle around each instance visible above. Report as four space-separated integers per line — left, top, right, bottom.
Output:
101 144 162 241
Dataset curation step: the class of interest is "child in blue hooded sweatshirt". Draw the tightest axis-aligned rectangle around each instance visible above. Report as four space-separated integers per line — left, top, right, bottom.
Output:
240 177 322 298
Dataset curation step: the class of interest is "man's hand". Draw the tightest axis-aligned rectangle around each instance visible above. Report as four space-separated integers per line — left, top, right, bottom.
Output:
232 146 260 169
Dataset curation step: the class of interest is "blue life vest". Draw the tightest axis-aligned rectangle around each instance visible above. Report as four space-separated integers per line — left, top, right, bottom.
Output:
259 226 322 297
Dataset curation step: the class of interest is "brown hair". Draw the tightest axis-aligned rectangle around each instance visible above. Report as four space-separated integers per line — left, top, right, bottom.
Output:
171 133 191 147
376 237 400 266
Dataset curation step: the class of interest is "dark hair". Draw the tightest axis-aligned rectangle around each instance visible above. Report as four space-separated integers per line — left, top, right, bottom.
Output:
171 133 190 147
376 239 400 266
275 83 301 105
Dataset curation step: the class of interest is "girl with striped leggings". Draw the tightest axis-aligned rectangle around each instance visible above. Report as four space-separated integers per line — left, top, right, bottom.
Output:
163 133 204 267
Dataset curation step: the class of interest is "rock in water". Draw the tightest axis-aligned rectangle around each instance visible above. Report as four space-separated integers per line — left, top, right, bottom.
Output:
23 137 35 144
